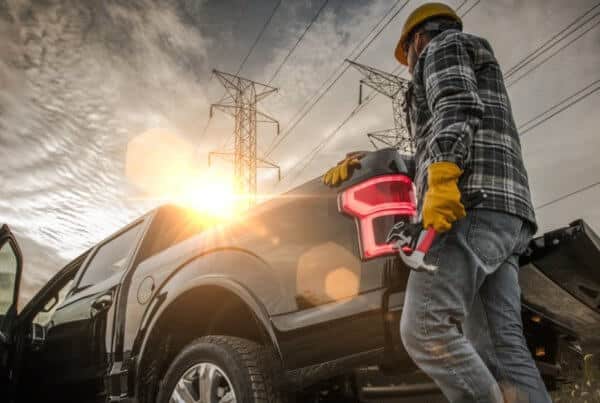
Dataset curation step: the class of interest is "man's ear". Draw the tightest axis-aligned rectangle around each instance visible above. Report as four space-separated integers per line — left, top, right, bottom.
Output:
414 31 428 55
413 31 423 53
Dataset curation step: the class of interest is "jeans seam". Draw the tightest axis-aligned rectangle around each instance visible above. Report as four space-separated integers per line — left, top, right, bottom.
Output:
480 296 510 392
440 338 482 401
419 273 433 339
420 273 477 400
467 211 519 267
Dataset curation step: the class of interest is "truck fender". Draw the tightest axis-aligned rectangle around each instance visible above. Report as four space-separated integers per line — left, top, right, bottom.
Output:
134 250 283 374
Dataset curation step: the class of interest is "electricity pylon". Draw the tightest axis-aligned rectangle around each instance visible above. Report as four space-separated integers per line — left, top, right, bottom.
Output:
346 59 414 154
207 69 280 207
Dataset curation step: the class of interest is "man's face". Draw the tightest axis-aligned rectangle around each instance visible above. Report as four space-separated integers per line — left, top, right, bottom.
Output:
406 38 418 76
406 31 428 76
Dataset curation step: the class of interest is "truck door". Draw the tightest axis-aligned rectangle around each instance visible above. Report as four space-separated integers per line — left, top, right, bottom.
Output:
38 221 144 402
0 224 24 401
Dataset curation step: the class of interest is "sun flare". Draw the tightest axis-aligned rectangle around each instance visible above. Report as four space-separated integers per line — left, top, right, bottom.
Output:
177 173 241 219
126 128 245 220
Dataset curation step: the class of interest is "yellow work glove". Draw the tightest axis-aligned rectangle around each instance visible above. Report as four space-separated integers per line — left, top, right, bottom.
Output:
322 152 365 187
423 161 466 233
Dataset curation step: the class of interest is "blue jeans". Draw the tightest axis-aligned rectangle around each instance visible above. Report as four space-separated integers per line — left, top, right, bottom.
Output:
399 209 552 403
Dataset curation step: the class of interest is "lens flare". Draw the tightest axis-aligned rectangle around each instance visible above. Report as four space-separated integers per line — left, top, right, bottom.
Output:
126 128 244 220
125 128 196 196
177 173 240 219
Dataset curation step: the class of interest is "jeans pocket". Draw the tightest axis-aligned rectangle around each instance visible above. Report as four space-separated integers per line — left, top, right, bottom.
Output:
466 210 521 267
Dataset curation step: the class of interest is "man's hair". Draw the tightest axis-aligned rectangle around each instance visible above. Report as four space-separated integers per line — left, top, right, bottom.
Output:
406 16 462 48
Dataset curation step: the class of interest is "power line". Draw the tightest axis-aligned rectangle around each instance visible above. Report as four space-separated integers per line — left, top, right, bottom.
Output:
272 1 600 212
536 181 600 210
264 0 411 157
360 0 470 91
268 0 596 153
282 100 370 184
236 0 283 76
265 0 409 156
273 0 471 148
281 0 598 183
339 0 474 125
267 0 331 85
276 0 595 185
519 78 600 130
459 0 480 18
517 79 600 212
519 78 600 135
277 0 481 183
505 1 600 77
200 1 282 145
507 13 600 88
266 63 353 154
352 1 412 60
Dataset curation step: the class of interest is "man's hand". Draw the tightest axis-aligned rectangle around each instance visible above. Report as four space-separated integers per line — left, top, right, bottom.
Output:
423 161 466 232
322 152 365 187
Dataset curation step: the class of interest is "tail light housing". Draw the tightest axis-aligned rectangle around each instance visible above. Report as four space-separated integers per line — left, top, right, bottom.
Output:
339 174 416 260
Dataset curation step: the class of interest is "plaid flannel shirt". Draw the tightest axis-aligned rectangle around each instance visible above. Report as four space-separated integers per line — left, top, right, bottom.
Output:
408 29 536 228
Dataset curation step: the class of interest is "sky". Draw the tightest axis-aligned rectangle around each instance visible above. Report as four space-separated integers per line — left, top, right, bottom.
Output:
0 0 599 302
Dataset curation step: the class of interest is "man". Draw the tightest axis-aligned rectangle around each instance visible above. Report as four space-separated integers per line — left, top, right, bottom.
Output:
324 3 551 402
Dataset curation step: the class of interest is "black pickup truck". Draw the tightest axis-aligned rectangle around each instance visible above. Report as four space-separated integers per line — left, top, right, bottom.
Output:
1 149 600 403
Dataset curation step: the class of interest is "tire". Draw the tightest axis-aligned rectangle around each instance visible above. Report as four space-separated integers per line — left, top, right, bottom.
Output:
156 336 287 403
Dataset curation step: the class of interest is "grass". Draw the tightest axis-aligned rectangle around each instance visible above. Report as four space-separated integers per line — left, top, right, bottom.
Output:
552 363 600 403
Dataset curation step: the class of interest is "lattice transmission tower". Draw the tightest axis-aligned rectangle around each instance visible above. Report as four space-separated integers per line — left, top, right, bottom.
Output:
347 60 414 154
208 70 280 207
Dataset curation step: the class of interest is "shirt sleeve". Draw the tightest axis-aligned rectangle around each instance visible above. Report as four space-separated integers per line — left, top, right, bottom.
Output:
423 32 484 168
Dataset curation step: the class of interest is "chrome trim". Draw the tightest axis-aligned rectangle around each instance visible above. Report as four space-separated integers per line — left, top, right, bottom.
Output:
170 362 236 403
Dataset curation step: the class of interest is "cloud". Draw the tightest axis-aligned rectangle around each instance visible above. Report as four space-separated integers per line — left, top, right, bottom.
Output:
0 0 215 298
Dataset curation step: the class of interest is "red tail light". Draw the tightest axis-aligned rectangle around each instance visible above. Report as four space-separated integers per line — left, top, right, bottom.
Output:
339 174 416 260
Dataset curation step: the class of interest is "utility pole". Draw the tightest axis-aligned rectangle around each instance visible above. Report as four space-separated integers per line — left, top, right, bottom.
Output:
347 60 414 154
207 69 280 207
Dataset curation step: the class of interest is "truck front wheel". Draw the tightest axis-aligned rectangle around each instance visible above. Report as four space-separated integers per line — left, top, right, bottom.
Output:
156 336 287 403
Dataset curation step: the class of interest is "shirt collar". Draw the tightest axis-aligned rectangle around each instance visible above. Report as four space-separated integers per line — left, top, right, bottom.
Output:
413 29 461 78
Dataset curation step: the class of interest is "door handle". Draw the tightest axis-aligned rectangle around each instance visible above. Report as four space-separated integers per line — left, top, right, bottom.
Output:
90 294 113 316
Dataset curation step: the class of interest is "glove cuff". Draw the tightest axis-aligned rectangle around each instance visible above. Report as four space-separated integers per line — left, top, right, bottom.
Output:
427 161 463 187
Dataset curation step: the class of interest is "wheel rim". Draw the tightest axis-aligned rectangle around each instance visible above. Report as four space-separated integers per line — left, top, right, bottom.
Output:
169 362 237 403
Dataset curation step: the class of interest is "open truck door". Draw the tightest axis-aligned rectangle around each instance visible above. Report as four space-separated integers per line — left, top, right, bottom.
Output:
0 224 24 399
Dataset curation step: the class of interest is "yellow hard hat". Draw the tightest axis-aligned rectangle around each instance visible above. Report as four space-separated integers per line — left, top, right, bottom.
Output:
395 2 462 65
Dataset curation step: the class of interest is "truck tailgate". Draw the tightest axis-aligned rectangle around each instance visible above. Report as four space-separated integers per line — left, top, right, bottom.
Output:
521 220 600 345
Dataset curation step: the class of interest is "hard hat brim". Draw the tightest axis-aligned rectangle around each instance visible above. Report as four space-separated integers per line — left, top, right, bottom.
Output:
395 34 409 65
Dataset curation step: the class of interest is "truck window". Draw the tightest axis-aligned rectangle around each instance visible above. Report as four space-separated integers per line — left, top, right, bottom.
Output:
137 206 208 261
76 223 143 290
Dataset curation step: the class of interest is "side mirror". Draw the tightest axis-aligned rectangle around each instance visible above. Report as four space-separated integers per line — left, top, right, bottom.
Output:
0 224 23 334
41 295 58 313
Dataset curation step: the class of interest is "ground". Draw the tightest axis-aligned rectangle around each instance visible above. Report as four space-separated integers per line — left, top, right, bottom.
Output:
366 376 600 402
553 378 600 402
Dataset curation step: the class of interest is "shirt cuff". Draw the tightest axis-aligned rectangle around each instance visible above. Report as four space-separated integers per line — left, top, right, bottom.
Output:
429 154 464 169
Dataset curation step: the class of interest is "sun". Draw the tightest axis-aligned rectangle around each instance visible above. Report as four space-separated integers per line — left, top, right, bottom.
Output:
126 128 246 220
176 172 241 220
